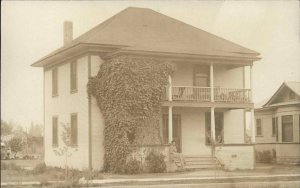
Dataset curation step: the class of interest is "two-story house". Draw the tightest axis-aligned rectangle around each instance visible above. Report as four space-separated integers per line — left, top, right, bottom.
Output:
255 82 300 164
32 7 260 171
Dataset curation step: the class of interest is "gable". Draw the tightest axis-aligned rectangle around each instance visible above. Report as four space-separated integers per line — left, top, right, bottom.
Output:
263 82 300 107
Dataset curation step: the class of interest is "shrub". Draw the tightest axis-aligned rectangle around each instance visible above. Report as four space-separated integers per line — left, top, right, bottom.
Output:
124 159 142 174
1 162 22 170
34 162 47 174
256 150 273 163
146 151 166 173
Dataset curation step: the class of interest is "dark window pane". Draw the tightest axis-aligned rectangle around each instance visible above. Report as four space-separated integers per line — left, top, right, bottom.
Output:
272 118 276 136
256 119 262 136
52 117 58 146
282 115 293 142
71 114 78 145
70 61 77 92
52 68 58 96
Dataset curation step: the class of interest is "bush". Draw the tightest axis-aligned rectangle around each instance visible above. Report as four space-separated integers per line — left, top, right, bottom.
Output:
124 159 141 174
1 162 21 170
146 152 166 173
34 162 47 174
256 150 273 163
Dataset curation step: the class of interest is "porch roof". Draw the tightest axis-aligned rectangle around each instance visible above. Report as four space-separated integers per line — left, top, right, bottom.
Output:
32 7 260 67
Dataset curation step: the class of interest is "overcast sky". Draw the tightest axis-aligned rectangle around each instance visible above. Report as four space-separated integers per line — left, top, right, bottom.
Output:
1 1 300 129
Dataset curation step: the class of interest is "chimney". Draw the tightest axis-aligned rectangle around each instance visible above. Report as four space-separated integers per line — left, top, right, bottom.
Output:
64 21 73 46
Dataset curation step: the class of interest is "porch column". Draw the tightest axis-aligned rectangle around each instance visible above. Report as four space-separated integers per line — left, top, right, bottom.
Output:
250 64 253 102
168 106 173 143
210 64 214 102
168 75 172 101
210 107 216 141
250 108 256 143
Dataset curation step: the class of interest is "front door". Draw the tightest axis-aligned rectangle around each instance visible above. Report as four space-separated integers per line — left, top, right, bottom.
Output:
163 115 182 153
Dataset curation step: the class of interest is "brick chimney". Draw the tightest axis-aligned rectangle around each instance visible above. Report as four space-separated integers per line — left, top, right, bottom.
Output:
64 21 73 46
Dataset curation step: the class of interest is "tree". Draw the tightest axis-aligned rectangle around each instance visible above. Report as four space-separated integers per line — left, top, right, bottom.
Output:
1 119 13 135
53 123 77 182
8 137 25 157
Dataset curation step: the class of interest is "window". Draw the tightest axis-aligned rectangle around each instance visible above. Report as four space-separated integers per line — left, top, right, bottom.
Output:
52 68 58 96
193 65 209 87
70 113 78 146
272 118 276 136
256 119 262 136
70 61 77 92
52 116 58 146
282 115 293 142
205 112 224 144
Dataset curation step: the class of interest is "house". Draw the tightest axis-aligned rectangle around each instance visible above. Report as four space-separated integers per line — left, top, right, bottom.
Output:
32 7 260 171
255 82 300 164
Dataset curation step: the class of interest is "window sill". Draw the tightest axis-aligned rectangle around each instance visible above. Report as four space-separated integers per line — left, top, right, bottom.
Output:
52 94 59 98
70 89 78 94
256 135 263 137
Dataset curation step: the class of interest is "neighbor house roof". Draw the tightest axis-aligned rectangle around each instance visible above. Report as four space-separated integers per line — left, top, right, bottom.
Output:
256 81 300 110
32 7 260 67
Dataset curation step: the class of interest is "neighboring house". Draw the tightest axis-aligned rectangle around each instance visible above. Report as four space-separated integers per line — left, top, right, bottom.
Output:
32 7 261 171
255 82 300 164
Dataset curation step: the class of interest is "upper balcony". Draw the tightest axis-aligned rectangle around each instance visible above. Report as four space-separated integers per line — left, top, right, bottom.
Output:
162 62 254 109
169 86 251 103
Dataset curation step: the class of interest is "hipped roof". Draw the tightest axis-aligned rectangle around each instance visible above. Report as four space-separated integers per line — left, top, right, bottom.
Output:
32 7 260 67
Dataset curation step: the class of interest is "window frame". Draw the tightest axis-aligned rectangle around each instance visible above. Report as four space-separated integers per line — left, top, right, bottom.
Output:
52 116 58 147
256 118 263 136
70 113 78 146
52 67 58 97
70 60 78 93
282 115 293 142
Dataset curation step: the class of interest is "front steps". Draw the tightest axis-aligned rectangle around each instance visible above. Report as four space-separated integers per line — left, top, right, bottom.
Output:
183 155 222 170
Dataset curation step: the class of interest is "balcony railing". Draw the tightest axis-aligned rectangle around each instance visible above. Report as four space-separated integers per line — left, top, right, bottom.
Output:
166 86 251 103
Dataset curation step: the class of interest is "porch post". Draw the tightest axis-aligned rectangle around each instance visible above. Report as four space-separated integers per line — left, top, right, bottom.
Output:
250 64 253 102
251 108 256 143
168 106 173 143
210 64 214 102
168 75 172 101
210 107 216 141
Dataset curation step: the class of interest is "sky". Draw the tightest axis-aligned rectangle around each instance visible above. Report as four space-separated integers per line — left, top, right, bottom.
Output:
1 1 300 129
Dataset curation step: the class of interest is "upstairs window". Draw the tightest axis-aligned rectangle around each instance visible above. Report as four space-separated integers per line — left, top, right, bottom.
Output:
256 119 262 136
70 113 78 146
193 65 209 87
52 68 58 96
70 61 77 92
52 116 58 146
282 115 293 142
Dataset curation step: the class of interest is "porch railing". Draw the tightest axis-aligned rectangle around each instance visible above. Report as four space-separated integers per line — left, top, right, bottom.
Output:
166 86 251 103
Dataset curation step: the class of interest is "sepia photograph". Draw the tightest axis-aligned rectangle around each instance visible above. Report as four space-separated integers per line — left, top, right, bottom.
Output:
1 1 300 187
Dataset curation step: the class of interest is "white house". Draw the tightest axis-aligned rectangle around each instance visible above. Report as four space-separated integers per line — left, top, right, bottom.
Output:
32 7 261 171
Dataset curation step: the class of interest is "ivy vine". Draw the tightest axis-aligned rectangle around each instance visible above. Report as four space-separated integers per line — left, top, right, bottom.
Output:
87 55 174 173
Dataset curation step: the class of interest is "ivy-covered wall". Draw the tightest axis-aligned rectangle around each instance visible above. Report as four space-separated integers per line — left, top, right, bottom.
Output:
88 55 174 173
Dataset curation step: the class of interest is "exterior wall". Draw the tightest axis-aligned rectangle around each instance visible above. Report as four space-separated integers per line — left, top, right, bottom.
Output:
44 56 89 170
216 145 255 170
90 55 105 170
223 109 245 144
276 144 300 164
255 109 276 143
172 63 244 88
161 107 246 155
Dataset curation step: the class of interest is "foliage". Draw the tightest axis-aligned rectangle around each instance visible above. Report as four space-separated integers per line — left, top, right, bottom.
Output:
8 136 25 157
53 123 78 183
33 162 47 174
124 159 142 174
1 161 22 170
255 150 275 163
146 151 166 173
88 55 174 173
1 119 13 135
